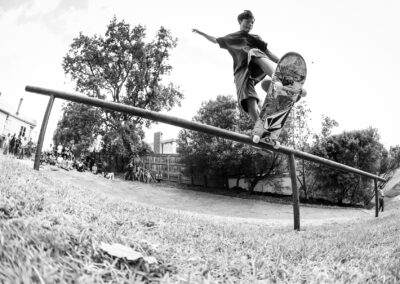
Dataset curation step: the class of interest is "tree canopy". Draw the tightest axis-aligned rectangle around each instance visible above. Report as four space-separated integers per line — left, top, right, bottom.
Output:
53 103 102 156
55 16 183 156
310 127 386 205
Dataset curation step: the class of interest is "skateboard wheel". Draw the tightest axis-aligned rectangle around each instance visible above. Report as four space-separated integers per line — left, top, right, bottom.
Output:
263 137 270 143
273 141 280 149
253 135 260 144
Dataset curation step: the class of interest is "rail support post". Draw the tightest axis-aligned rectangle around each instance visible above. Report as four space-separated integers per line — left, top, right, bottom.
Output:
34 95 55 171
289 153 300 230
374 179 379 217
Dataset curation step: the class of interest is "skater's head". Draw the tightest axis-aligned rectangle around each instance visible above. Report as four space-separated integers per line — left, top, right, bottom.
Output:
238 10 255 32
238 10 255 22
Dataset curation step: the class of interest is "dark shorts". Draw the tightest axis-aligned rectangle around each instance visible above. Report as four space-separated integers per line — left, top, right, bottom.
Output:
235 48 270 113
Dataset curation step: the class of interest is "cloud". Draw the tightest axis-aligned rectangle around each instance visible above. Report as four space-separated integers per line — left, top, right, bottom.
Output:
0 0 28 12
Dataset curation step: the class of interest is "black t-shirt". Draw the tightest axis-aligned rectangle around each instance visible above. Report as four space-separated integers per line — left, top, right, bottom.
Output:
216 30 268 75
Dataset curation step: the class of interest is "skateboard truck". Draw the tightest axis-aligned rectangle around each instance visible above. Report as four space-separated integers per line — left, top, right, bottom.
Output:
252 122 281 149
260 137 280 149
253 134 280 149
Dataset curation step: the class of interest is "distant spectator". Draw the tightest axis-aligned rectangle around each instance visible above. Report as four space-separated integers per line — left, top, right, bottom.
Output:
124 160 134 181
2 133 10 155
48 153 57 165
102 160 109 177
105 172 115 181
144 170 152 183
15 136 22 157
9 134 15 155
65 156 74 171
378 189 385 212
26 137 34 158
18 137 28 159
52 145 57 156
92 164 98 175
56 155 63 166
155 171 163 183
135 166 142 181
57 144 63 157
76 159 85 172
9 134 16 155
59 157 67 170
70 143 76 154
85 156 92 170
17 137 23 159
46 144 54 157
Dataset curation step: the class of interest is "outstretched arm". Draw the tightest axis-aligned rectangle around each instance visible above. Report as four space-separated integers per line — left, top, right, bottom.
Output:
265 49 280 64
192 29 217 44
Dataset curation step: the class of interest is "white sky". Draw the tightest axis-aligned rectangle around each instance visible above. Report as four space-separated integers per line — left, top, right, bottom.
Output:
0 0 399 149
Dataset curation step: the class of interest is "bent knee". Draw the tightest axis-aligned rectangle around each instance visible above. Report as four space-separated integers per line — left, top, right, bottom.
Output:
261 78 272 92
241 97 258 112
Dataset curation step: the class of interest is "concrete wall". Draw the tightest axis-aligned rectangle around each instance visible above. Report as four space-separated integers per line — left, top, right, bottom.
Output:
153 132 163 154
0 112 7 135
151 132 178 154
161 140 177 154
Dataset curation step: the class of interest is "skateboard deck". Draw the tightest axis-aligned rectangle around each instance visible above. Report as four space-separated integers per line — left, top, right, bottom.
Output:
254 52 307 147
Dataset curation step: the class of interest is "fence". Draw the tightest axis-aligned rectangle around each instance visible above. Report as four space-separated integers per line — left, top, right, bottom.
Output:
142 154 183 181
142 154 225 188
25 85 387 231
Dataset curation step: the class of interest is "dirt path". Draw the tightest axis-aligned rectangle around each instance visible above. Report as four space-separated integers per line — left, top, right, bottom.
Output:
20 159 382 227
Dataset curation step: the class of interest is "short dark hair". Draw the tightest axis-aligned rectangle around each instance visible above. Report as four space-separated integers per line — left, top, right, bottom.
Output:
238 10 255 23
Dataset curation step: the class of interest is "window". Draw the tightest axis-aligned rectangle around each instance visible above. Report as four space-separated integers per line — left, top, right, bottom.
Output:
19 126 26 137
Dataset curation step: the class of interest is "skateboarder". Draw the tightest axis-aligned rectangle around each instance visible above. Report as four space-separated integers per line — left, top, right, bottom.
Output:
193 10 283 136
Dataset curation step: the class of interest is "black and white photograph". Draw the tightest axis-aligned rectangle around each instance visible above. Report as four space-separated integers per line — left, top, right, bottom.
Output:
0 0 399 283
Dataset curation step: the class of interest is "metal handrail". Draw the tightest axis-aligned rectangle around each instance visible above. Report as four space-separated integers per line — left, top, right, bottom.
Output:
25 85 385 182
25 85 387 230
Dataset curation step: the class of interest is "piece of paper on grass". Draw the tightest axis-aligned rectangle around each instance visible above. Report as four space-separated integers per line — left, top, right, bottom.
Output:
99 242 157 264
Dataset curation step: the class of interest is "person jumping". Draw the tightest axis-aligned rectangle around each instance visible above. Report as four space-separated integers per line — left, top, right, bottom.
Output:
193 10 283 140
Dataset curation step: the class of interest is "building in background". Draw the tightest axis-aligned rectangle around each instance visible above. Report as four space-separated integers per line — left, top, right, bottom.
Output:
150 132 178 154
0 97 37 146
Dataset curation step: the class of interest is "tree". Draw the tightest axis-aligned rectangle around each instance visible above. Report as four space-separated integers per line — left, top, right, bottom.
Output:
59 16 183 156
310 127 386 205
53 103 103 156
376 145 400 187
177 95 286 191
320 114 339 139
389 145 400 169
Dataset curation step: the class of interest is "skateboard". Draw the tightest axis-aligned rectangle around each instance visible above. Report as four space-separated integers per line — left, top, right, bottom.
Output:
253 52 307 148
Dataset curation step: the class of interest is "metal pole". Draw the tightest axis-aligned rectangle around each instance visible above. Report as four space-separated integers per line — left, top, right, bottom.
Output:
167 156 170 181
34 95 55 170
375 179 379 217
289 153 300 230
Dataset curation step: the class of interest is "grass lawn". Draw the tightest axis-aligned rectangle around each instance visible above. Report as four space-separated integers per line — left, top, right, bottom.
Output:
1 155 400 283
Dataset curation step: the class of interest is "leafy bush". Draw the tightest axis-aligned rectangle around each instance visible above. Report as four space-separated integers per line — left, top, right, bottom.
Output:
310 127 386 205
